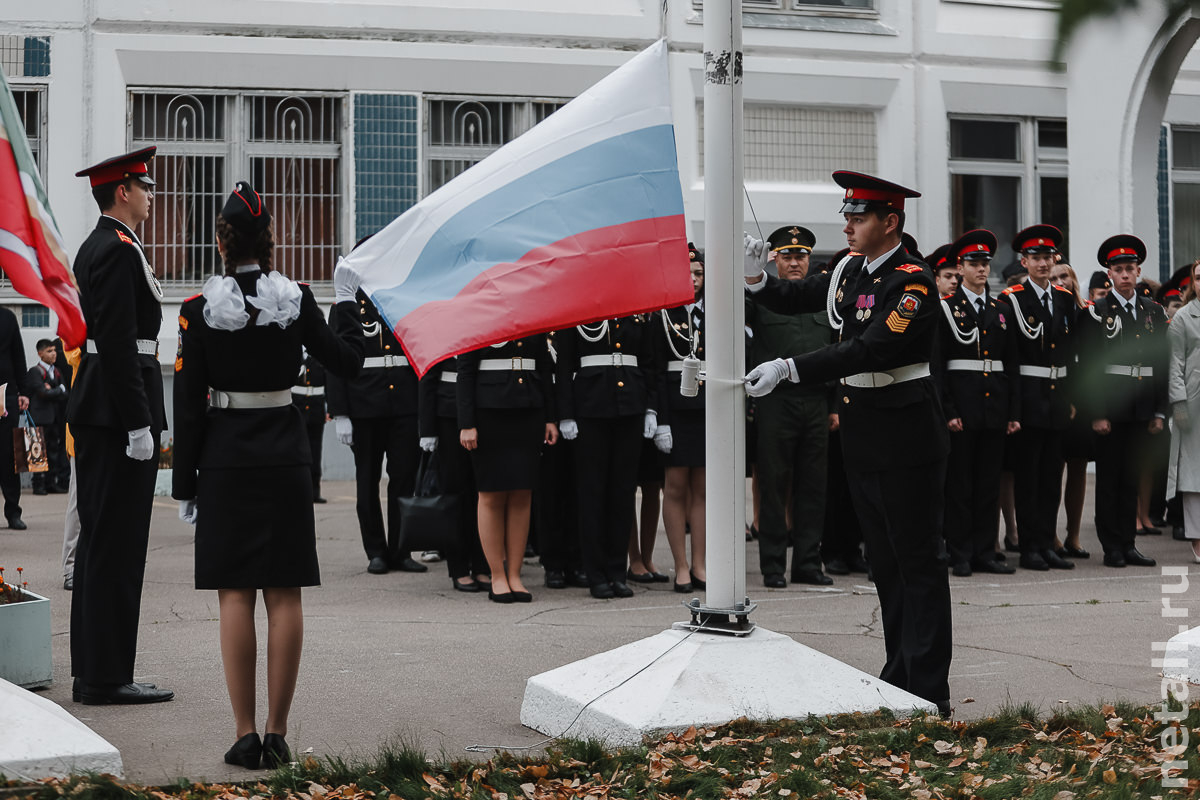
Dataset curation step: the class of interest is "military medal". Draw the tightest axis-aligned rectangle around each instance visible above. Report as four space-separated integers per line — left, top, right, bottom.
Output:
836 289 844 302
855 294 875 321
1028 316 1036 325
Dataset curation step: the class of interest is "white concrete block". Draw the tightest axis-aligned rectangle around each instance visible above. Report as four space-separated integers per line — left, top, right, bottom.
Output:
1162 626 1200 685
0 678 122 781
521 626 936 747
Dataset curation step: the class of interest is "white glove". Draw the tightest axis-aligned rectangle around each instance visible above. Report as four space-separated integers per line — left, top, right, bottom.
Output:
654 425 673 453
744 233 768 278
125 426 155 461
334 416 353 445
419 436 438 452
744 358 795 398
643 410 658 439
178 499 198 525
333 256 362 304
559 419 579 440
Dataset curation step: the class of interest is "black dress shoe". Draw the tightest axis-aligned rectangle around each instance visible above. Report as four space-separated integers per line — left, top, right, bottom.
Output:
847 553 871 573
610 581 634 598
566 569 590 588
1138 526 1163 536
63 575 73 590
1174 526 1187 541
544 569 566 589
47 484 67 494
1060 544 1090 558
951 562 972 577
763 573 787 588
972 558 1015 575
73 681 174 705
1103 551 1127 568
1003 538 1020 553
367 556 389 574
396 557 428 573
649 571 670 583
626 568 656 584
993 551 1007 562
1019 552 1050 571
590 583 615 599
224 732 263 770
511 590 533 603
262 733 291 768
792 569 833 586
673 580 693 594
690 571 706 590
488 590 516 603
313 496 328 504
1042 549 1075 569
824 558 850 576
936 700 952 719
452 578 481 593
7 515 25 531
1123 547 1156 567
32 487 47 496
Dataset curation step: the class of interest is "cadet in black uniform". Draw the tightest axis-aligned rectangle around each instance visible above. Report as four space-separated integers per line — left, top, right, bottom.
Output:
1000 225 1079 571
0 310 29 529
932 229 1019 577
174 183 363 768
1081 234 1166 568
457 337 558 603
557 316 662 599
744 171 953 714
292 352 328 503
67 148 172 705
326 278 426 575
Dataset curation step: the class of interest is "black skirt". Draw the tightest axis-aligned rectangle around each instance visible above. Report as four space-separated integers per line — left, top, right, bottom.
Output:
471 407 544 491
194 465 320 589
637 436 664 485
666 409 705 468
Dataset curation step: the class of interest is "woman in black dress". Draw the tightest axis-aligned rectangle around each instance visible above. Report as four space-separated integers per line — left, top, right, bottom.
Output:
457 337 557 602
173 183 363 769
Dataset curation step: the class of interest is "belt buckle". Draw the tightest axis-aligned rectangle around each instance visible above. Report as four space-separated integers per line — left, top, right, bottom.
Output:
1131 364 1142 378
511 356 523 371
982 359 993 373
612 353 625 368
385 354 398 368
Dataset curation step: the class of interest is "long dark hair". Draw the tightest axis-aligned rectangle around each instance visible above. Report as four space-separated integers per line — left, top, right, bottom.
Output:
215 215 274 274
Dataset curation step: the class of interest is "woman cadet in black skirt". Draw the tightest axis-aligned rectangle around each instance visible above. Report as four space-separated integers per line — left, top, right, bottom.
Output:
173 183 364 769
655 243 708 592
457 337 558 603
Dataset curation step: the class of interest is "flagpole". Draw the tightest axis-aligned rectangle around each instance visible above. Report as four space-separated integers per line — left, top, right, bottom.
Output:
701 0 747 618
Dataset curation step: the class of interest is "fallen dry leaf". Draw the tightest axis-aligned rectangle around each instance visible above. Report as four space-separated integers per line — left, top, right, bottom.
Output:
973 737 987 759
960 697 975 704
1102 768 1117 784
948 757 966 768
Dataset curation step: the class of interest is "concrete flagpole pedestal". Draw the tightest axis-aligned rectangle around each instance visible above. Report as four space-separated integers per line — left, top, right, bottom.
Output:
0 677 123 780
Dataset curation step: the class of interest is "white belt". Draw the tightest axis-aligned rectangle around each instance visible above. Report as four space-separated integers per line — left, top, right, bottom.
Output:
842 362 930 389
580 353 638 369
1105 364 1153 378
479 358 536 371
363 355 408 369
209 389 293 409
668 360 705 372
291 386 325 396
440 372 457 383
946 359 999 373
1019 365 1068 379
86 338 158 358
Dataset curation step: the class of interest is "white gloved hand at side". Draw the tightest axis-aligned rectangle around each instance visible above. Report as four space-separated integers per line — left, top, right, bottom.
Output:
126 426 155 461
333 256 363 304
334 416 353 445
419 436 437 452
559 419 579 441
654 425 673 453
643 410 658 439
744 358 795 397
178 499 198 525
744 233 768 278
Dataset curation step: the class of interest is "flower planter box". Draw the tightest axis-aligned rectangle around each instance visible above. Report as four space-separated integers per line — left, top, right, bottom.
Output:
0 589 52 689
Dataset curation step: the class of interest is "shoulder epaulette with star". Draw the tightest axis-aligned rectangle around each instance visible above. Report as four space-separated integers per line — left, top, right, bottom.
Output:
897 264 923 274
941 293 954 301
1052 284 1073 294
115 230 134 246
1002 284 1024 295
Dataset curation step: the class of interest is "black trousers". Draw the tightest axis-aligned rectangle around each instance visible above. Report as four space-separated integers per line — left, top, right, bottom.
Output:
944 427 1005 566
1012 427 1064 554
70 424 159 684
350 415 419 563
821 429 863 564
306 418 325 494
436 416 487 579
574 415 642 586
0 414 20 520
1094 421 1154 555
848 459 952 706
536 438 581 572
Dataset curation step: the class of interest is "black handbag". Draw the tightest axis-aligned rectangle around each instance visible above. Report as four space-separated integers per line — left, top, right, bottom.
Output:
397 449 461 553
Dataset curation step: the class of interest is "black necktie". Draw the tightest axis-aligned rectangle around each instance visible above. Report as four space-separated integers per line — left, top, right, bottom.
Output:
975 298 984 315
1043 293 1051 314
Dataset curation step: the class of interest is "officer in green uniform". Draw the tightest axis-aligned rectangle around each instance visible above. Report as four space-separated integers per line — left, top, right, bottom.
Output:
746 225 834 587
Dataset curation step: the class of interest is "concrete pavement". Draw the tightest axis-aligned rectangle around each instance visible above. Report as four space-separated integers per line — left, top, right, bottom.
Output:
0 475 1193 785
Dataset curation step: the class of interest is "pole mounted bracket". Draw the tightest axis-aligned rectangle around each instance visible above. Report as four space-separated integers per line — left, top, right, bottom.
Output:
673 597 757 637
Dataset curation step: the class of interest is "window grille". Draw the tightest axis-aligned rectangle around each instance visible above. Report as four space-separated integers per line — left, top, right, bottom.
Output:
0 36 50 79
692 0 875 15
10 86 44 174
21 305 49 329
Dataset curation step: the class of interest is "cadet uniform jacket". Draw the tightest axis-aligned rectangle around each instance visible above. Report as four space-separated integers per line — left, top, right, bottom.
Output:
555 315 661 421
0 309 26 417
326 289 417 419
172 274 362 500
292 355 327 426
657 305 704 423
749 246 949 472
456 337 555 429
932 288 1021 430
418 356 460 437
66 216 165 433
999 279 1078 430
1079 292 1168 423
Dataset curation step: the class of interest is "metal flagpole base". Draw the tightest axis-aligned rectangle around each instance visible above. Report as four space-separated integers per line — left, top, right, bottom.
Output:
672 597 757 636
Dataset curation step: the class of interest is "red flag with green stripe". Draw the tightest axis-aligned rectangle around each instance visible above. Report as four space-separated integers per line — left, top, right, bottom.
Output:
0 65 84 347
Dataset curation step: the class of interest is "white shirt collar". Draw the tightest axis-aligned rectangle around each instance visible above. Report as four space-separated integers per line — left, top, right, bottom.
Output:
40 359 55 373
961 285 986 308
234 263 261 274
1114 291 1137 314
1025 278 1050 303
864 241 904 275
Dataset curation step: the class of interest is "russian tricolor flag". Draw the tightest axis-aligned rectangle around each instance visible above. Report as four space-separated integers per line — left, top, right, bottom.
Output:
345 40 693 376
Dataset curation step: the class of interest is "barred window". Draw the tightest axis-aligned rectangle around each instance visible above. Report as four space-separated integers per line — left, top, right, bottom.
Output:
698 103 877 181
0 35 50 79
692 0 875 14
425 98 565 195
130 91 345 287
21 305 49 329
10 86 45 176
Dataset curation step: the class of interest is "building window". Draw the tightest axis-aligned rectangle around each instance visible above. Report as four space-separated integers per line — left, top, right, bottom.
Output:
1171 127 1200 270
692 0 875 15
130 90 346 287
949 116 1068 271
10 86 45 177
354 94 419 242
0 35 50 79
699 103 876 181
21 305 49 329
424 97 564 195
